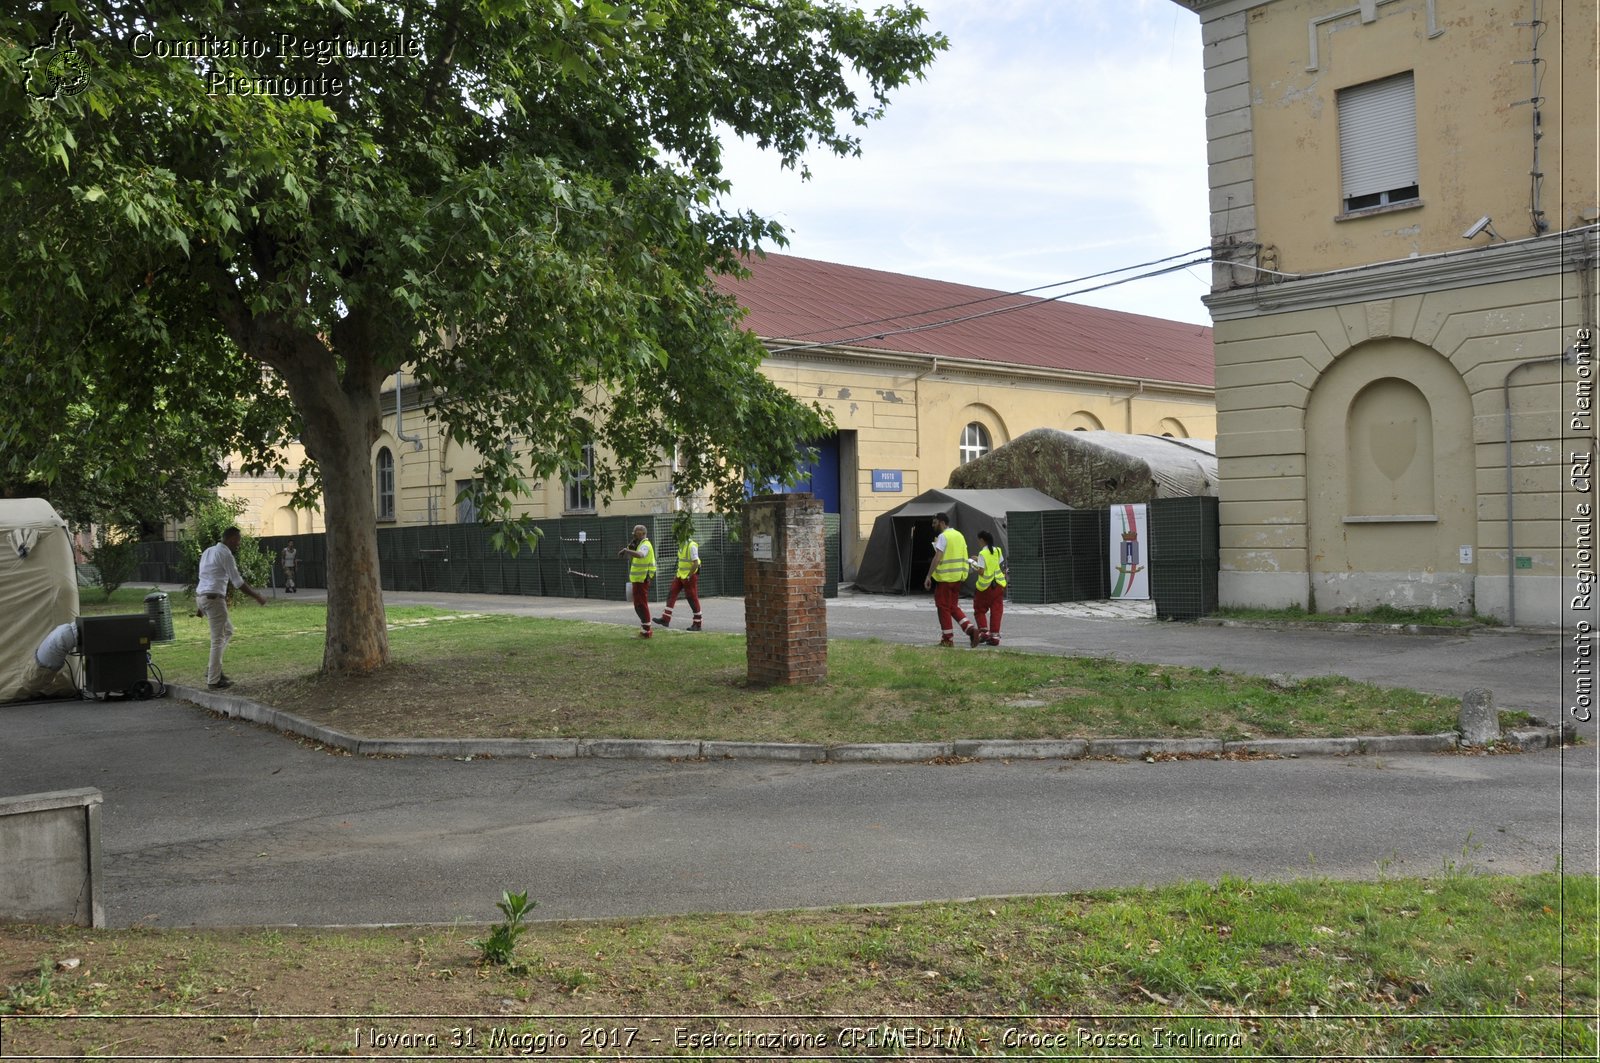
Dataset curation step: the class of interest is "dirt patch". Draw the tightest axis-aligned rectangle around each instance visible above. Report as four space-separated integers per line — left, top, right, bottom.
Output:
259 658 605 739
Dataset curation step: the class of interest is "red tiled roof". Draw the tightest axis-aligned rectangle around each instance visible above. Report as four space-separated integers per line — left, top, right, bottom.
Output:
716 252 1214 389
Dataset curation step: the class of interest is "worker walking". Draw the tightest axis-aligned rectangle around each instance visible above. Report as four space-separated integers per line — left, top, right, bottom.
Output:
970 529 1008 646
654 534 703 631
280 540 298 593
923 512 980 647
618 524 656 639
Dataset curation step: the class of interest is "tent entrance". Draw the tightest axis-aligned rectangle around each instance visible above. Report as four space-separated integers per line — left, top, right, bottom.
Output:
894 516 937 594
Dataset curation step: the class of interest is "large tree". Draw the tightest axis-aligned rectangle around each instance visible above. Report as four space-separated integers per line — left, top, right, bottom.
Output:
1 1 944 672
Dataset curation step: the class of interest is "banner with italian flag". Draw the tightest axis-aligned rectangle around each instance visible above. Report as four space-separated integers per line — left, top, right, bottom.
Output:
1109 503 1149 600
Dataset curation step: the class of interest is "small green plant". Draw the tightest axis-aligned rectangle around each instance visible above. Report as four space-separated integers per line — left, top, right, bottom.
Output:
471 889 536 966
0 963 59 1014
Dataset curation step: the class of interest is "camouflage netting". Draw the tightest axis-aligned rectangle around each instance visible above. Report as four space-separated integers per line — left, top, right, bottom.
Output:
947 429 1218 508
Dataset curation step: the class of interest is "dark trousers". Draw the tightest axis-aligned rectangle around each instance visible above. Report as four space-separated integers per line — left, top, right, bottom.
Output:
631 579 652 630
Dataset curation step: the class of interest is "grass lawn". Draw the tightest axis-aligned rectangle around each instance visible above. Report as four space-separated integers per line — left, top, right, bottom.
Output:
81 589 1469 744
1212 604 1494 629
1 874 1592 1057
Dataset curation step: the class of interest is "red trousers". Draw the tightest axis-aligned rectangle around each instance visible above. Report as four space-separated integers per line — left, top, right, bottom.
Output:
662 573 700 618
933 581 972 637
631 579 652 630
973 585 1005 639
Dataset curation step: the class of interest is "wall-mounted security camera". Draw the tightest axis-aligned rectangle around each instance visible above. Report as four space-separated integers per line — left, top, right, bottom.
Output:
1461 216 1493 239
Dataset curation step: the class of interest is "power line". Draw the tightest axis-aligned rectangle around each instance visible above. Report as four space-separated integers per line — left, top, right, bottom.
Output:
763 254 1216 355
766 245 1214 342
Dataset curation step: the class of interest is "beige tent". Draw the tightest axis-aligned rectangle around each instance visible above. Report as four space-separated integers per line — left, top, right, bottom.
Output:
0 499 81 702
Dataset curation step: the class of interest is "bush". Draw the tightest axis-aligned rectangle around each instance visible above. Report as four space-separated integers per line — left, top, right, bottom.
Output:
86 527 141 601
179 497 273 590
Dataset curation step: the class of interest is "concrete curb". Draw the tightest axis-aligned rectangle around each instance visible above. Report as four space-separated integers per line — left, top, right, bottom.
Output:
1088 737 1223 758
703 741 828 762
170 685 1571 764
1196 617 1471 636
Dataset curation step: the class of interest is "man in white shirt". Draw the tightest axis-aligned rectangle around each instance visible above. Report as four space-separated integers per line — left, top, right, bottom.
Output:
196 526 266 689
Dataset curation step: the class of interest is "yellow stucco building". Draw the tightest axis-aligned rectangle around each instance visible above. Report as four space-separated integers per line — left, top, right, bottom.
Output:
218 254 1216 581
364 254 1215 580
213 444 324 539
1169 0 1598 626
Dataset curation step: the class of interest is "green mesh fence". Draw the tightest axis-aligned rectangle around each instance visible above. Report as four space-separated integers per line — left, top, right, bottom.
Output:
1151 560 1220 620
1148 495 1220 562
146 511 842 604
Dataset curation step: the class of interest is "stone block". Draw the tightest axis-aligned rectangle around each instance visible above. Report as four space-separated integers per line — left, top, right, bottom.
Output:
0 789 104 927
1458 688 1500 746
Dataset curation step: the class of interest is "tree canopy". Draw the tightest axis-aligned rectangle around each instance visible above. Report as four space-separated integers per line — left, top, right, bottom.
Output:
1 0 945 672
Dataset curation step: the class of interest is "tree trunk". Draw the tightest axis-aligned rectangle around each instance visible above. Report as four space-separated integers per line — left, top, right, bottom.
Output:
294 372 390 675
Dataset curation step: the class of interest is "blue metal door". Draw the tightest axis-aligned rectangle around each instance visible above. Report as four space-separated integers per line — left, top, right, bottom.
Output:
796 434 841 514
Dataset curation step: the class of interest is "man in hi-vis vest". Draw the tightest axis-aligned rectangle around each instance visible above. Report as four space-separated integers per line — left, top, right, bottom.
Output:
654 535 704 631
618 524 656 638
923 512 980 647
970 529 1008 646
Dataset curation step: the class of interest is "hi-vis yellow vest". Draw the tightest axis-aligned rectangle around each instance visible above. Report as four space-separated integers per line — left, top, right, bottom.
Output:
629 538 656 583
976 546 1007 591
676 540 699 579
934 528 970 583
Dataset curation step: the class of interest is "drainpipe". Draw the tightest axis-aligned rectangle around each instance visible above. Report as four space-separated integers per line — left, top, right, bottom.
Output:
1504 347 1574 626
396 369 424 452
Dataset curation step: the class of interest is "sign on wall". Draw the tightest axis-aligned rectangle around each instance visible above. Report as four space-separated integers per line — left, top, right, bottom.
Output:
1110 503 1150 600
871 469 903 493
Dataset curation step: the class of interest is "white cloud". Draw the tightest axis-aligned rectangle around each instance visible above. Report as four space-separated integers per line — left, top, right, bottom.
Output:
715 0 1214 325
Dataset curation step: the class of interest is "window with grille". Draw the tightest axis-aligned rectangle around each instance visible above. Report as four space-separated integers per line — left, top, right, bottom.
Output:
1338 72 1419 213
959 422 991 465
375 447 395 521
565 442 596 513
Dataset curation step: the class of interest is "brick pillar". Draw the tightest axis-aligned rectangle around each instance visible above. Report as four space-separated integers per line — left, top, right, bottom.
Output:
744 493 828 686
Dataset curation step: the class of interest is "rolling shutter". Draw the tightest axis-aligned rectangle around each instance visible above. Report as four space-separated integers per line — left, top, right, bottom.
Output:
1338 73 1417 200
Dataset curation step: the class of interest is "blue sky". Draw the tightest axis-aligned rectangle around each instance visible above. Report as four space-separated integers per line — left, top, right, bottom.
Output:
716 0 1214 326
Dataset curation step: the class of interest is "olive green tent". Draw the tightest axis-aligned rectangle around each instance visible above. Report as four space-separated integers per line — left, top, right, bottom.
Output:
947 429 1217 507
851 487 1068 595
0 499 81 702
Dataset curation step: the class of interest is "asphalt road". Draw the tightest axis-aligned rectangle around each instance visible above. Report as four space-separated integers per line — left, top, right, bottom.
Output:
3 590 1591 928
3 696 1594 928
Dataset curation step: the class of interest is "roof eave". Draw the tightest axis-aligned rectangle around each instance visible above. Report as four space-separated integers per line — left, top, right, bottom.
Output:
759 338 1215 397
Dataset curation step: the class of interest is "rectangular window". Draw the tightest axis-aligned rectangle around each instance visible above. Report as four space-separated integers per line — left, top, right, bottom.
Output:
564 443 596 513
455 479 481 524
1337 72 1419 213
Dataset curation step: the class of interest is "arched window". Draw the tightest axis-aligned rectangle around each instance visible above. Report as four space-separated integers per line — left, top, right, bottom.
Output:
565 441 596 512
959 422 991 465
1065 411 1104 432
375 447 395 521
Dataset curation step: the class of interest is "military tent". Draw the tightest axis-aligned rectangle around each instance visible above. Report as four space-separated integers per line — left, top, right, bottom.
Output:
946 429 1217 507
0 499 81 702
852 488 1068 595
